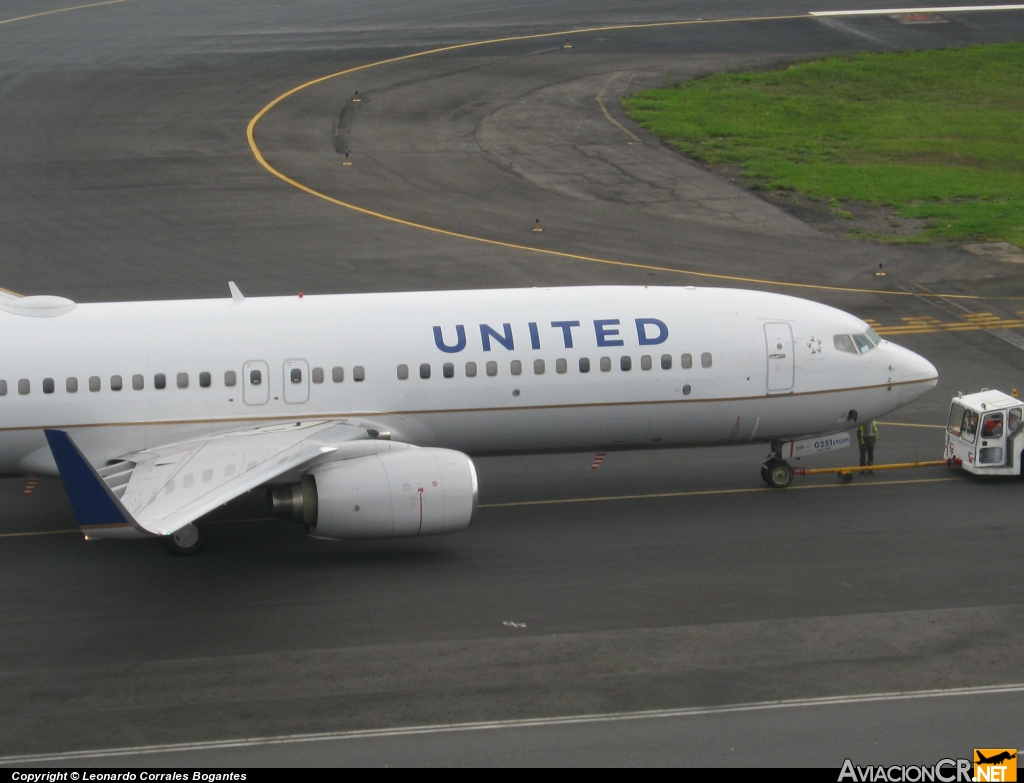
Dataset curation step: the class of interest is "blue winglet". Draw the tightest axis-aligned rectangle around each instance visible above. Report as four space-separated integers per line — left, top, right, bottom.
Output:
44 430 135 531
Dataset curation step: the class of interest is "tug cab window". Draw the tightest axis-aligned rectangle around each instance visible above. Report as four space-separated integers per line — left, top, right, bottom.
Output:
982 412 1004 439
1010 408 1022 432
950 406 980 444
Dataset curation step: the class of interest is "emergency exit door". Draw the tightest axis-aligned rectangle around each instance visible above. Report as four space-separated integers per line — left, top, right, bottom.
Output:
283 359 309 404
243 360 270 405
764 322 794 393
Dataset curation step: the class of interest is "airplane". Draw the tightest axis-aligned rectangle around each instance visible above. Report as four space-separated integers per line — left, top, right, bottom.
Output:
976 752 1016 765
0 283 938 555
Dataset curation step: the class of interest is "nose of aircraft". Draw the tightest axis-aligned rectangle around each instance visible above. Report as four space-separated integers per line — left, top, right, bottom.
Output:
897 344 939 404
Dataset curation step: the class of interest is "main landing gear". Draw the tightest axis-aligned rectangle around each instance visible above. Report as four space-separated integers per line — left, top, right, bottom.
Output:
159 523 205 556
760 443 794 489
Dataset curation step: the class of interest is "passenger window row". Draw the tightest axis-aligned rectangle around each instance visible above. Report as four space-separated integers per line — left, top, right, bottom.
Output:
0 365 358 396
397 353 713 379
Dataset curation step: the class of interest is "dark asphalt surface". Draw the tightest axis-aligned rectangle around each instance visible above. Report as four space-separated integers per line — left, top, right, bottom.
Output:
1 0 1023 767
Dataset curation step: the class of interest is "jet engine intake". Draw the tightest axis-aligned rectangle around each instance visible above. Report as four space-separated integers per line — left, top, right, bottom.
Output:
268 448 478 539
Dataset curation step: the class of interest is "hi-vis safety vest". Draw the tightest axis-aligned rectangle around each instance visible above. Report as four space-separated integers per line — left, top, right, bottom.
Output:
858 421 879 443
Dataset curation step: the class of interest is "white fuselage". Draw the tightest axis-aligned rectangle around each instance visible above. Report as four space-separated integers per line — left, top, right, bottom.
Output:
0 285 937 475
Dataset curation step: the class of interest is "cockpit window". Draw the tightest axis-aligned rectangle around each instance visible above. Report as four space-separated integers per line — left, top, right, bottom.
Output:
852 334 873 354
834 334 857 355
834 333 877 355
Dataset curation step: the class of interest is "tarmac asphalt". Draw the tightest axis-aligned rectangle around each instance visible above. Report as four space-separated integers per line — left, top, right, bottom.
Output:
1 0 1022 767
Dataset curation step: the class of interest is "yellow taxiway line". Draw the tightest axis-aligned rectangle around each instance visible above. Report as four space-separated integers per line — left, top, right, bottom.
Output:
479 475 963 508
0 0 127 27
247 11 1024 303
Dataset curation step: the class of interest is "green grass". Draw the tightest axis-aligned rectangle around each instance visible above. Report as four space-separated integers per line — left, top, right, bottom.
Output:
621 44 1024 246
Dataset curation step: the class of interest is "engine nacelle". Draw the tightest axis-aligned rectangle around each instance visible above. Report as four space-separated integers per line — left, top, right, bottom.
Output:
268 448 478 539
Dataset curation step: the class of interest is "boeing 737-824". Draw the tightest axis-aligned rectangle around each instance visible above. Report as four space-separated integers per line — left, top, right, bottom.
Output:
0 284 937 554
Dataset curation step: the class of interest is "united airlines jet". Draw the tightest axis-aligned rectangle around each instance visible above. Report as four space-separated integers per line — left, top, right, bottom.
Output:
0 284 937 554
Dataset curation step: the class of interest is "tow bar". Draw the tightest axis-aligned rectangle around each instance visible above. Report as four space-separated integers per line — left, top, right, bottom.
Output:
793 459 949 483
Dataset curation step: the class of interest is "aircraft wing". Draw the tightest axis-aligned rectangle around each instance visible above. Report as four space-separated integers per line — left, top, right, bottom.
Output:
44 420 371 537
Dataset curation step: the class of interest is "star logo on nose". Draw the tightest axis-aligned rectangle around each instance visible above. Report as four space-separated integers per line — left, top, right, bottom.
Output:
807 336 822 354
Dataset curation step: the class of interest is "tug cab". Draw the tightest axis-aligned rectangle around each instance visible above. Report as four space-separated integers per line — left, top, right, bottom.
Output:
946 390 1023 476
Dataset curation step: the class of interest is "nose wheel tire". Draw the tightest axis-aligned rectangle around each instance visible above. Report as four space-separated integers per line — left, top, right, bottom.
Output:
762 460 794 489
159 523 205 556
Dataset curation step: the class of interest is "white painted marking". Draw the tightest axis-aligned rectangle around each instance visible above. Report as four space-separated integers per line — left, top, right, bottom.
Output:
1 683 1021 765
811 4 1024 16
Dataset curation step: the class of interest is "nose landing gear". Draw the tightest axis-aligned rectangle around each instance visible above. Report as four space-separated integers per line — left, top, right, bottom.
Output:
760 443 794 488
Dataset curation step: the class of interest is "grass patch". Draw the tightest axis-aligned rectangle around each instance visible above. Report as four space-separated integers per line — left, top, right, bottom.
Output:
621 44 1024 246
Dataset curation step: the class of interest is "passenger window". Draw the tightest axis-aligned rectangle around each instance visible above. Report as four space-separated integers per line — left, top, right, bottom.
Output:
420 363 431 379
397 364 409 380
661 354 672 370
600 357 611 372
154 373 166 389
0 380 6 395
177 373 189 389
556 358 567 374
332 367 344 382
443 362 454 378
353 366 365 382
199 372 211 388
620 356 632 371
486 361 498 376
43 378 55 394
311 367 324 384
248 370 261 386
510 360 522 376
18 379 29 395
89 376 101 392
110 375 123 391
681 353 692 369
1010 408 1022 431
579 357 590 373
466 362 477 377
534 359 545 375
701 352 713 368
290 368 302 384
67 377 79 393
132 374 144 391
982 413 1004 439
641 355 652 370
833 335 858 355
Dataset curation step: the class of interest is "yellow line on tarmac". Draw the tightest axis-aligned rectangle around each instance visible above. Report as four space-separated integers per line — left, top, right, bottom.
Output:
0 0 127 27
0 529 78 538
246 14 1024 303
480 475 962 508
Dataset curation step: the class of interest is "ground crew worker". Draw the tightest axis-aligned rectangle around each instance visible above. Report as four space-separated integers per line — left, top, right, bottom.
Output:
858 420 879 474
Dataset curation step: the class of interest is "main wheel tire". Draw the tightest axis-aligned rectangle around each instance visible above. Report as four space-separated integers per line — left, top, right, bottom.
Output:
159 523 205 556
767 461 794 489
760 465 771 485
